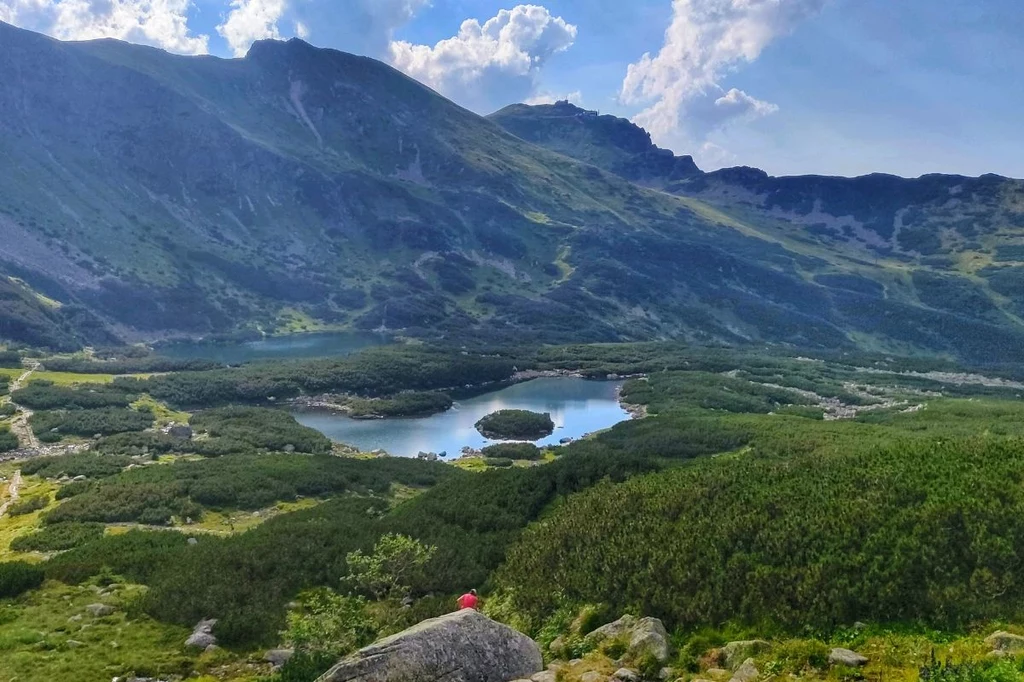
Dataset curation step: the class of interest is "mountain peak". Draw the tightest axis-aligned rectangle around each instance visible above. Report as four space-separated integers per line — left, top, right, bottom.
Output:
489 102 702 183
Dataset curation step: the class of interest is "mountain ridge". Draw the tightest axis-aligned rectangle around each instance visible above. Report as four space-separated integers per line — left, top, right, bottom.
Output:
4 23 1024 362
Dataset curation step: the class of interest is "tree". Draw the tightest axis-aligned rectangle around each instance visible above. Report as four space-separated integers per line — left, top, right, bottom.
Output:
282 588 376 658
344 533 436 601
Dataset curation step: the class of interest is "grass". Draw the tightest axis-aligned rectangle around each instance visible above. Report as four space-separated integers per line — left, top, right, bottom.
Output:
131 395 190 428
0 581 261 682
30 371 116 386
0 472 59 561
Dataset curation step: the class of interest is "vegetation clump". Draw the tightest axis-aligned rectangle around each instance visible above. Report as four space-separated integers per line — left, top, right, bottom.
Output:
475 409 554 440
480 442 542 460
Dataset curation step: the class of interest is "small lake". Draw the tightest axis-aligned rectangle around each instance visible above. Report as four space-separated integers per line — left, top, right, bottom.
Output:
157 332 388 365
293 377 631 457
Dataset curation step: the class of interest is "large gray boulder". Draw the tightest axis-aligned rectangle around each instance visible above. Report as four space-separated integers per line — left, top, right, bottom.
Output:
829 648 869 667
985 631 1024 654
729 658 759 682
722 640 771 669
184 618 218 650
315 609 542 682
629 617 670 662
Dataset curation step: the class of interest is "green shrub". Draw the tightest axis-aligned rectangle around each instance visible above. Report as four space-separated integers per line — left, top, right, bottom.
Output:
7 495 47 516
22 453 132 479
191 407 331 455
496 436 1024 633
0 427 18 452
0 561 44 598
481 443 542 460
29 407 153 438
10 522 105 552
484 457 514 468
12 383 136 410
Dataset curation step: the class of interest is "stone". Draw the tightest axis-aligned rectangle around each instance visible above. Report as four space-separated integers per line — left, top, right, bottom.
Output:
584 615 638 647
530 672 556 682
722 640 771 670
85 603 115 617
67 640 84 648
729 658 759 682
706 669 730 680
316 609 542 682
829 648 869 667
984 631 1024 653
628 617 670 662
168 425 193 440
283 444 296 453
548 635 567 658
613 669 640 681
581 673 607 682
185 618 218 650
265 648 294 669
187 537 198 546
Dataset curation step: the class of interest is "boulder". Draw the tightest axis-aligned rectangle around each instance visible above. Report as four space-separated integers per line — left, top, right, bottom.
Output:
316 609 542 682
168 425 193 440
585 615 638 647
629 617 670 662
529 672 556 682
265 648 294 669
985 631 1024 654
729 658 759 682
585 615 671 662
614 669 640 681
85 603 114 617
722 640 771 670
185 618 218 650
829 648 869 667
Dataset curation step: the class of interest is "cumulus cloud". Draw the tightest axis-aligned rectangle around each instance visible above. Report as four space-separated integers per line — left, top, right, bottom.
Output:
622 0 827 145
1 0 209 54
217 0 285 56
215 0 428 58
389 4 577 112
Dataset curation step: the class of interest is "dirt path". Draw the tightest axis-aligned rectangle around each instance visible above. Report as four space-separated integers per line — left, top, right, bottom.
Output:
0 469 23 519
7 361 39 450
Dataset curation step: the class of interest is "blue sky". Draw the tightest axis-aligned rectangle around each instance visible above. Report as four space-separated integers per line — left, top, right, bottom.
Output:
3 0 1021 178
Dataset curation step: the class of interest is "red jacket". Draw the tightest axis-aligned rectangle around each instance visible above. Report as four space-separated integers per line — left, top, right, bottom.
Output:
457 593 479 610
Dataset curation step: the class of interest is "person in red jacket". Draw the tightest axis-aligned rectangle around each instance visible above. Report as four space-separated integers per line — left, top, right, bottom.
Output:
457 589 479 610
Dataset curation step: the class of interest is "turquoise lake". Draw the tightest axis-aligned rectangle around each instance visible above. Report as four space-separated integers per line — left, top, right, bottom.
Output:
293 377 631 458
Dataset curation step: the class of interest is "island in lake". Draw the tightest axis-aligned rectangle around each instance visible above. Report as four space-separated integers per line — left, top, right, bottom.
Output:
475 409 555 441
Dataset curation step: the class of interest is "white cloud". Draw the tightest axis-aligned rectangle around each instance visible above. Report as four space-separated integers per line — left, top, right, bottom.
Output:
524 90 583 106
389 4 577 112
217 0 285 57
622 0 827 144
1 0 209 54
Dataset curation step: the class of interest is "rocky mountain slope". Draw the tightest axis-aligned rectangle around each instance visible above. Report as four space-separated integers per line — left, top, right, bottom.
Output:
3 23 1024 361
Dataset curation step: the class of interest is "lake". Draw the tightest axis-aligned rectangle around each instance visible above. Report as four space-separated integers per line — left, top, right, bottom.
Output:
293 377 631 457
157 331 389 364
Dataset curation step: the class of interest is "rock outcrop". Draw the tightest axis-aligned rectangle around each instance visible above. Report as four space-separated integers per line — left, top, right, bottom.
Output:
829 648 869 667
584 615 672 663
184 618 218 649
722 640 771 670
729 658 759 682
316 609 542 682
985 631 1024 655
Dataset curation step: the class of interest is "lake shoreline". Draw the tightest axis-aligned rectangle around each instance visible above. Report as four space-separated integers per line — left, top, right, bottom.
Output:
292 377 634 458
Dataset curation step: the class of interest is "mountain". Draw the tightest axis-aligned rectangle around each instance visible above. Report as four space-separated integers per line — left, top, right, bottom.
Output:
3 24 1024 362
